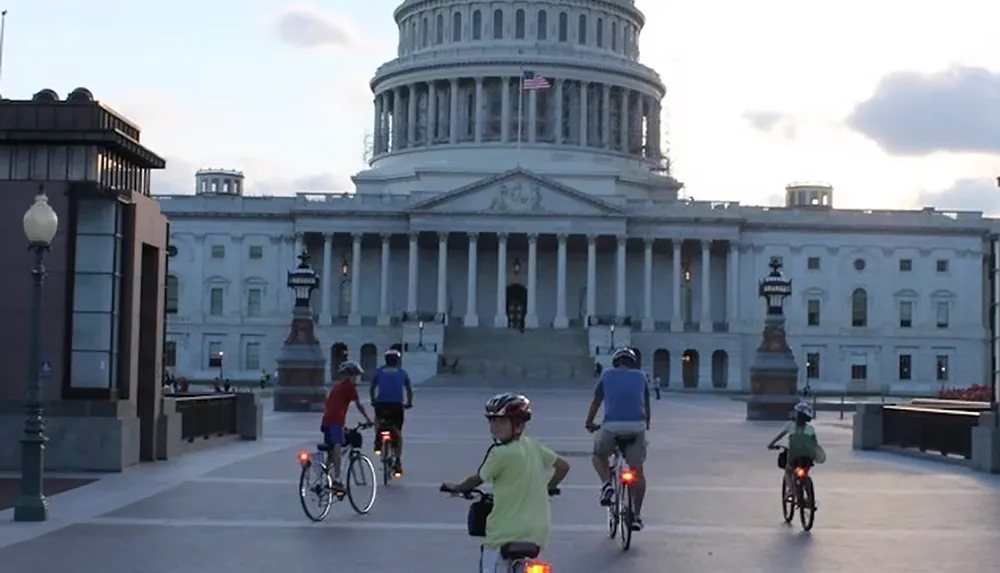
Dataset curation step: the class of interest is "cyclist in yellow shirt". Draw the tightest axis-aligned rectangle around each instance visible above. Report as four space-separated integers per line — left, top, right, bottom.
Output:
443 393 571 573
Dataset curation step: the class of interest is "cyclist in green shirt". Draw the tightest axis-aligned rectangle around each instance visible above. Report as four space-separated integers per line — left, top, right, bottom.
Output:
767 402 826 497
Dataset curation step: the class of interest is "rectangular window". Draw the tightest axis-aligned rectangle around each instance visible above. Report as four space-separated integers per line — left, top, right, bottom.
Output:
805 352 820 379
249 245 263 260
936 355 949 382
210 287 224 316
899 259 912 272
245 342 261 371
806 256 820 270
851 364 867 381
247 288 262 317
898 300 913 328
806 299 820 326
936 301 949 328
936 259 949 273
898 354 912 381
164 340 177 368
208 341 223 368
211 245 225 259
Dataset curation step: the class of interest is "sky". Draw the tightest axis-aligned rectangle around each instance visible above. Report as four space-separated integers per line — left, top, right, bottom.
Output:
3 0 998 211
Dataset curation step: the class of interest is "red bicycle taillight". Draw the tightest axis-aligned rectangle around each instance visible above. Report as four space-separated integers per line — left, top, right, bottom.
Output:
525 562 551 573
794 467 808 479
297 451 311 465
380 431 392 442
621 470 636 484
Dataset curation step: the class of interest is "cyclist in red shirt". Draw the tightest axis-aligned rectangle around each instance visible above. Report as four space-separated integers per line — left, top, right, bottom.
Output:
322 361 373 491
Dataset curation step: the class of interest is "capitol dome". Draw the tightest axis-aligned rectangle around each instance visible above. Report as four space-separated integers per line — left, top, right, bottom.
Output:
366 0 670 183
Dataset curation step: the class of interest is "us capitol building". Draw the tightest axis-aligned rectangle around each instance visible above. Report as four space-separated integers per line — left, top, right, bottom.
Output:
158 0 999 392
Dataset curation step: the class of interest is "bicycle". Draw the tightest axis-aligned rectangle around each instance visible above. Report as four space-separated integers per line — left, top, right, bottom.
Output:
297 422 378 522
374 404 410 485
587 423 639 551
770 445 816 531
439 483 559 573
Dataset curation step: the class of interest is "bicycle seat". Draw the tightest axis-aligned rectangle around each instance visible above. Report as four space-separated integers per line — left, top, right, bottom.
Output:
499 542 541 560
316 443 334 452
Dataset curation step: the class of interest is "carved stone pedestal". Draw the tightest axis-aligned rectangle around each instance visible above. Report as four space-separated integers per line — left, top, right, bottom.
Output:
746 316 800 421
274 307 327 412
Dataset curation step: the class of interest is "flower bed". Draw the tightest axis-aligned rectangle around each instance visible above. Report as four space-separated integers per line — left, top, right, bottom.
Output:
937 384 993 402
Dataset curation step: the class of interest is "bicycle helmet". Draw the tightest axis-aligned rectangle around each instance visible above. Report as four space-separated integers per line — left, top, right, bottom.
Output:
485 392 532 422
611 347 637 368
793 401 814 420
384 349 402 367
337 360 364 377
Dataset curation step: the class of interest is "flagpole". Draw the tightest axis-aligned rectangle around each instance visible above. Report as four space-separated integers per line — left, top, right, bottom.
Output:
0 10 8 91
516 69 524 167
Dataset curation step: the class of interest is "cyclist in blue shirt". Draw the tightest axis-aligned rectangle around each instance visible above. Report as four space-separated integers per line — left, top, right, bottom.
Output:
370 349 413 474
584 347 650 531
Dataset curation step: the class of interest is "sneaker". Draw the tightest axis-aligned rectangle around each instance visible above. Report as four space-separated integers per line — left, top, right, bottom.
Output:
393 461 404 476
599 482 614 506
631 515 644 531
331 479 345 492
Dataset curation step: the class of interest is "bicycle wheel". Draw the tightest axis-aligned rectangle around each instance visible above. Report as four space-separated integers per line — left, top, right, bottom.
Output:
299 460 334 522
346 452 378 515
781 477 794 523
381 449 392 485
607 474 620 538
798 477 816 531
619 484 633 551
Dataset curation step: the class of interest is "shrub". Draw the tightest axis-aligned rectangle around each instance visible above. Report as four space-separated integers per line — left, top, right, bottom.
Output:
937 384 993 402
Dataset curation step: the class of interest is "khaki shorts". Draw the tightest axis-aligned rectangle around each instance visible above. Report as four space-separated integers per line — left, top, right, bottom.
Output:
593 424 647 467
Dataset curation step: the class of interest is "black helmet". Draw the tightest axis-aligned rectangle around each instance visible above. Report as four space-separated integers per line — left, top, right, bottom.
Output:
384 349 402 367
485 392 532 422
611 347 637 368
337 360 363 377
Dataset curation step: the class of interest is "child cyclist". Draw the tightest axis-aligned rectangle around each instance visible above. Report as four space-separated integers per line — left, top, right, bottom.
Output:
767 401 827 500
321 361 374 491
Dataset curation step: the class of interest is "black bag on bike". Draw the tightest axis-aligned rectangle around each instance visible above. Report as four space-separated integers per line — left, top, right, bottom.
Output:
776 450 788 469
466 445 497 537
345 428 363 449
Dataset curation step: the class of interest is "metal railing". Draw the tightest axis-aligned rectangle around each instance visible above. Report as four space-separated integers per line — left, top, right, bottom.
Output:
173 394 238 443
881 405 981 459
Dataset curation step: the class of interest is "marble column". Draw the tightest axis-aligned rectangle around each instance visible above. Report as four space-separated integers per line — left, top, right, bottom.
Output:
494 233 509 327
619 87 629 150
348 233 362 325
474 77 484 143
427 81 437 143
406 232 419 313
392 87 403 150
500 77 511 143
642 238 654 331
671 239 683 332
372 96 382 154
615 235 627 318
378 234 391 326
554 233 568 328
406 84 417 146
586 234 597 320
700 240 712 333
464 233 479 327
436 232 449 319
321 233 333 325
294 233 304 260
728 241 740 330
579 82 589 146
525 233 539 328
554 80 564 145
449 79 459 144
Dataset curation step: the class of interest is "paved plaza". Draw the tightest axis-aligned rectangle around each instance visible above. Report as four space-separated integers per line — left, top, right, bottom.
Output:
0 389 997 572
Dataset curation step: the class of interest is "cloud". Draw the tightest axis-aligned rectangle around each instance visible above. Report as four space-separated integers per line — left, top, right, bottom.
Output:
915 178 1000 214
846 66 1000 156
741 110 799 139
272 6 358 49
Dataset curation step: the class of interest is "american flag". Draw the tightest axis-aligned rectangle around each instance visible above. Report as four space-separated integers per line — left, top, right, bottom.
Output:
522 71 550 90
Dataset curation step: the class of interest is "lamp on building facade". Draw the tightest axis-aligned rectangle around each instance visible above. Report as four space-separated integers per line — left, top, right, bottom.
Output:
15 187 59 522
288 251 319 308
340 257 349 277
512 257 521 275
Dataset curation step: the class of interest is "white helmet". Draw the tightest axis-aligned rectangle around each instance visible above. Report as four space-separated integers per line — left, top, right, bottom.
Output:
793 401 814 418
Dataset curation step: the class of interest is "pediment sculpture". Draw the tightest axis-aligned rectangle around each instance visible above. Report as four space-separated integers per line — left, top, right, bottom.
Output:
486 181 543 213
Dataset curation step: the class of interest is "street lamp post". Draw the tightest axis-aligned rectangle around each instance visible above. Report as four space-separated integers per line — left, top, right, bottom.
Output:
609 323 616 350
217 350 225 380
14 189 59 522
417 320 425 349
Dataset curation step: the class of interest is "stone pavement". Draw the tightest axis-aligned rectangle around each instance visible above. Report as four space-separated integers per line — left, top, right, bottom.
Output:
0 390 997 572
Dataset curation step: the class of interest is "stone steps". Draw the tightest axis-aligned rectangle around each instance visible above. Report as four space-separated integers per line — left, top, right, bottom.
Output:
444 327 590 359
418 374 596 389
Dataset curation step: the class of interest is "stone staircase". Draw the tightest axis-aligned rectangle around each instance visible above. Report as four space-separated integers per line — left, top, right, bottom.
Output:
429 327 594 386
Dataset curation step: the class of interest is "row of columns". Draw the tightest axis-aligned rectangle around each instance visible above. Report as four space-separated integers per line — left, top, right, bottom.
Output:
313 232 741 330
372 78 662 158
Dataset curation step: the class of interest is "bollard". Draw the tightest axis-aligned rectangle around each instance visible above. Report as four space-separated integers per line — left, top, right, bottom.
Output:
840 394 845 420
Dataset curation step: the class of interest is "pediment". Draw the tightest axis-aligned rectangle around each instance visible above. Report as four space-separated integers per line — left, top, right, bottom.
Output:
407 169 623 216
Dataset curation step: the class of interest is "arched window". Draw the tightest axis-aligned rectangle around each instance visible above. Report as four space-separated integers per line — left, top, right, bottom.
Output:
410 20 417 50
472 10 482 40
611 21 617 50
421 17 428 47
558 12 568 41
493 9 504 39
537 10 547 40
435 14 444 44
515 9 525 38
165 275 179 314
452 12 462 42
578 14 587 44
851 288 868 327
596 17 603 47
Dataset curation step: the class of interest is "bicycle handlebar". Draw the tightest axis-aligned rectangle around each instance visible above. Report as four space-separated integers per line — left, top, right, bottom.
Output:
769 445 787 451
439 484 561 497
